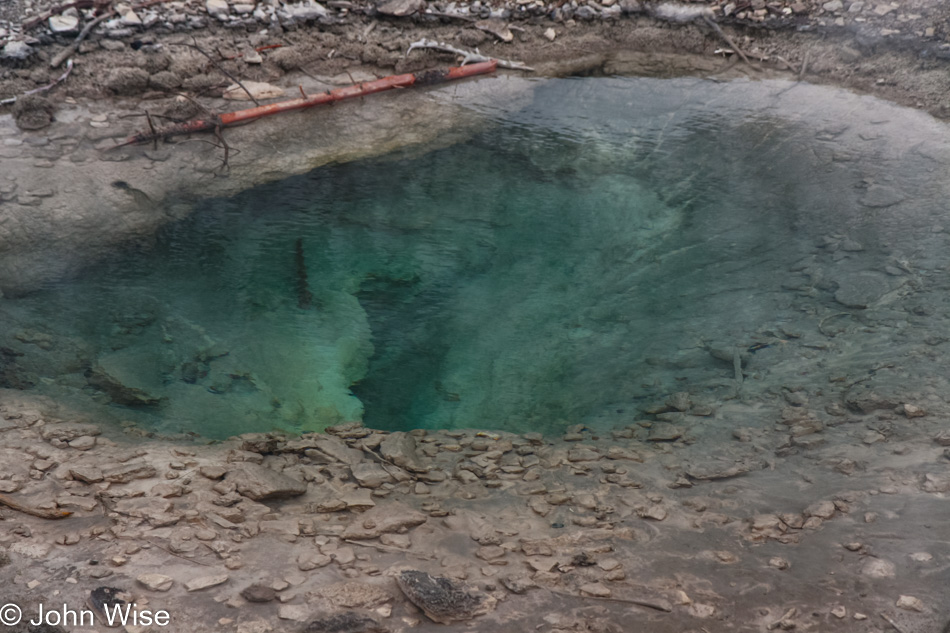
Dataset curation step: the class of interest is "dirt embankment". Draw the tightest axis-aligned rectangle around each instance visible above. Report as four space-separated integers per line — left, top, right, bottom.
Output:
0 0 949 129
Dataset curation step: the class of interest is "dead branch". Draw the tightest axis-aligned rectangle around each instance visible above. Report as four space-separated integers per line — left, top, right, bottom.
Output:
702 15 754 67
0 58 73 106
548 588 672 612
110 61 497 148
50 9 114 68
0 493 73 520
407 38 533 71
181 36 261 106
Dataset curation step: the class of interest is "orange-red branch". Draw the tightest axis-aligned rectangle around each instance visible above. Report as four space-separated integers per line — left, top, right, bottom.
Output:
114 60 498 148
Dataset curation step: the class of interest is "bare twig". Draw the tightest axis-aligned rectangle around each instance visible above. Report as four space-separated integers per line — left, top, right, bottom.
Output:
548 588 672 612
702 15 753 67
181 36 261 106
0 493 73 519
1 58 73 106
880 613 911 633
818 312 852 337
50 10 114 68
799 51 809 80
407 38 533 71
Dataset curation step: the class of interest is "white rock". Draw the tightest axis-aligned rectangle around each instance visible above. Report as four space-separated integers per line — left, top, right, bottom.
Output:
289 1 327 19
137 574 174 592
49 14 80 32
543 27 556 41
206 0 230 15
186 574 229 591
120 10 143 25
222 81 285 101
277 605 310 621
860 558 896 578
896 595 924 612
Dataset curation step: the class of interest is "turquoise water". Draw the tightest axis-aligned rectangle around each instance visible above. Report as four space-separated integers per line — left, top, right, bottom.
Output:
5 77 948 438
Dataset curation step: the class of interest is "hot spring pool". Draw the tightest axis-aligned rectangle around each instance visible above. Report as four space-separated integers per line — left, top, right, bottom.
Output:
5 76 950 439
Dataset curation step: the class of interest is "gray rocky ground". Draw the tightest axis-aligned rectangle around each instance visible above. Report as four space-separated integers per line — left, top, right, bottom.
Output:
1 377 949 633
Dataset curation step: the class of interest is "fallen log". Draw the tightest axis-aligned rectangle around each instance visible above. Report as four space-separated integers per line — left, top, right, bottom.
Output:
111 60 498 149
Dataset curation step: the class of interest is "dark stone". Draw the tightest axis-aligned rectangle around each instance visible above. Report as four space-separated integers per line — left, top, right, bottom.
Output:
395 570 487 624
301 613 385 633
12 95 55 131
102 67 150 96
84 366 164 407
149 70 182 91
241 584 277 603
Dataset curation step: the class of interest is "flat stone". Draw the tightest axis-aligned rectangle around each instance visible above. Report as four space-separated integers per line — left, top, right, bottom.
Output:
103 460 157 483
312 581 393 609
646 425 684 441
566 447 601 462
860 184 905 207
137 573 174 591
278 604 311 621
49 14 80 32
1 41 33 61
834 272 892 308
56 495 98 512
579 582 611 597
260 519 300 536
297 550 332 571
206 0 229 15
341 501 427 539
351 462 395 489
379 433 427 472
186 573 229 591
69 435 97 450
340 489 376 509
896 595 924 612
69 465 103 483
10 542 51 559
226 463 307 501
375 0 423 15
200 465 228 480
41 422 101 441
861 558 895 578
287 0 327 19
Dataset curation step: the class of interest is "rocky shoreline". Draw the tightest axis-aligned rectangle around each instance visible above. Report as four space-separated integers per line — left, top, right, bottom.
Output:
1 378 950 632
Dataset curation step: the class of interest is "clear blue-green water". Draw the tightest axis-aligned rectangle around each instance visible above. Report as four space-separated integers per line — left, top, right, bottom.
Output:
6 77 949 438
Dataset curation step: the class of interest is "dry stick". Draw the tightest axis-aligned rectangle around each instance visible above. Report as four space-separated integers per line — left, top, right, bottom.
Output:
1 58 73 106
547 588 672 613
182 36 261 107
0 493 73 519
702 15 753 67
818 312 852 337
880 613 911 633
407 38 534 71
50 9 114 68
343 539 433 559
